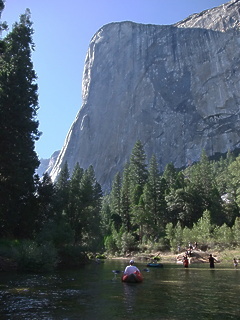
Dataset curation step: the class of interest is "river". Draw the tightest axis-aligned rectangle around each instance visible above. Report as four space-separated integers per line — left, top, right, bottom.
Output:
0 259 239 319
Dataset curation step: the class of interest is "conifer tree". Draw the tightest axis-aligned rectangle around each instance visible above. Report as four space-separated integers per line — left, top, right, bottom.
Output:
0 9 41 237
162 163 179 193
67 162 84 233
78 165 102 248
129 140 148 206
143 155 166 236
109 172 122 231
120 162 131 232
36 172 55 232
187 150 223 225
55 162 70 218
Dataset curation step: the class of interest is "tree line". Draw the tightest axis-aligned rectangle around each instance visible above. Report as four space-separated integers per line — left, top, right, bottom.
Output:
101 141 240 254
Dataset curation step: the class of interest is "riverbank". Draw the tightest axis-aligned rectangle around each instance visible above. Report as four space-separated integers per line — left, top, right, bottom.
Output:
110 248 240 266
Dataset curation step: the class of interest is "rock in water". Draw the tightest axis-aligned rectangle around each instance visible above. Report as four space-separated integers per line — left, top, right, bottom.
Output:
50 0 240 191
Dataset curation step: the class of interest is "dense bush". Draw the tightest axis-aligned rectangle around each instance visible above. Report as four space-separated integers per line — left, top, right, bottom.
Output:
14 240 58 272
58 245 89 268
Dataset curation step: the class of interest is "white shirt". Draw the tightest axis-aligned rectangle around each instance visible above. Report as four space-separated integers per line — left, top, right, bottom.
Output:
124 265 140 275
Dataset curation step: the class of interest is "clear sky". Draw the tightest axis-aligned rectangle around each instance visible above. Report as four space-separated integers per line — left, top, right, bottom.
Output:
2 0 228 159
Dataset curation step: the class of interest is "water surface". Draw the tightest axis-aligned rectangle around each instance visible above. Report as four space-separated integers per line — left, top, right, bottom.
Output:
0 260 239 319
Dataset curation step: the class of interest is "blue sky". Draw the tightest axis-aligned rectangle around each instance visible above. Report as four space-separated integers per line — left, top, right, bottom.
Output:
2 0 228 159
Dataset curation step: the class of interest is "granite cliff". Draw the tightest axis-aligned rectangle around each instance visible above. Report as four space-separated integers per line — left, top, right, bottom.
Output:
49 0 240 190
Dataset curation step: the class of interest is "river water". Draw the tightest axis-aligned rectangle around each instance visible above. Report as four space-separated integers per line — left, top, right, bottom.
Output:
0 259 239 319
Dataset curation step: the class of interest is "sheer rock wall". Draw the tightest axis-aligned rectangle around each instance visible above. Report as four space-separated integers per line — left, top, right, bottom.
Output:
50 0 240 190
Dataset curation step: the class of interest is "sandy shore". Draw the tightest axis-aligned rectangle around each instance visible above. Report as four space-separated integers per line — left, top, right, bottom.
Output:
108 248 240 265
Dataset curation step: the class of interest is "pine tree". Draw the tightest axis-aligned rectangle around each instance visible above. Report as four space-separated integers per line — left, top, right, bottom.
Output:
120 162 131 232
36 172 55 232
109 172 122 231
129 140 148 206
163 163 179 193
78 165 102 249
0 9 41 237
55 162 70 218
67 162 84 234
187 150 223 225
143 155 166 237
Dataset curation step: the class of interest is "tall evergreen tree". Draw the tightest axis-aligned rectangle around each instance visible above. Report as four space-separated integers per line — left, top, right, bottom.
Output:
162 163 179 193
187 150 223 225
0 9 41 237
55 162 70 219
129 140 148 206
67 162 84 235
109 172 122 232
143 155 167 237
78 165 102 249
36 172 55 232
120 162 131 232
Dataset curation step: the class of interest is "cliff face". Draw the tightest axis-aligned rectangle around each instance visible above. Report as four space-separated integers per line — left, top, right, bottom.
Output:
37 150 60 177
50 0 240 190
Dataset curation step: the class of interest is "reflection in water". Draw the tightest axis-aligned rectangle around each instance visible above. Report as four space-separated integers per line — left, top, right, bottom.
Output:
123 283 137 314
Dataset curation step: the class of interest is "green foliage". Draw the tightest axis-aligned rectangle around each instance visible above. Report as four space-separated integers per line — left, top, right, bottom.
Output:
55 162 70 218
165 223 176 252
120 231 137 255
0 8 41 238
191 210 212 244
142 155 167 237
35 173 55 232
36 219 74 248
96 254 107 259
15 240 58 272
99 142 240 254
232 217 240 246
181 226 193 248
0 238 18 258
129 140 148 205
213 224 233 249
100 195 112 234
120 163 131 232
104 235 118 254
58 245 88 268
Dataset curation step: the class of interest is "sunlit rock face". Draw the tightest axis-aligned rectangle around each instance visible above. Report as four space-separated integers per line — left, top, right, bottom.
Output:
37 150 60 177
50 0 240 190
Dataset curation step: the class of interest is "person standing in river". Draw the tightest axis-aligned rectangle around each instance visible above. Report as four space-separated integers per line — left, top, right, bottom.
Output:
233 258 238 268
209 254 217 268
183 255 189 268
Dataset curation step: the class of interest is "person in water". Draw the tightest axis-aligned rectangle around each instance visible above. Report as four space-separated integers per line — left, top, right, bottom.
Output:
209 254 217 268
233 258 238 268
124 260 140 275
183 255 189 268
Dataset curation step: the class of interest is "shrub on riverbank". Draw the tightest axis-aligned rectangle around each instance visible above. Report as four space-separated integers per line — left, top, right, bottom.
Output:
14 240 58 272
0 239 90 272
58 245 89 268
